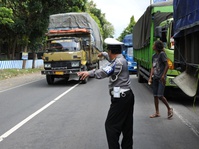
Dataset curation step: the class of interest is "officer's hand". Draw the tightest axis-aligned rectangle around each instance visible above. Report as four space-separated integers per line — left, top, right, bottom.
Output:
98 53 103 57
77 71 89 80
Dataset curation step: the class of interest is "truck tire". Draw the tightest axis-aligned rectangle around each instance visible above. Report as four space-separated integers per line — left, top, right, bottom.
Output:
80 66 88 84
137 64 145 83
64 75 70 83
96 60 100 69
46 75 54 85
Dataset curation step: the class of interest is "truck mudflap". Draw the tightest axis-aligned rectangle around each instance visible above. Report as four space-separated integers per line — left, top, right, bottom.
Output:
41 68 81 75
173 71 198 97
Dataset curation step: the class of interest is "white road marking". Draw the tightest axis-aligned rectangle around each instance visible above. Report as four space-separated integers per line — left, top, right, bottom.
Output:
174 109 199 137
0 83 79 142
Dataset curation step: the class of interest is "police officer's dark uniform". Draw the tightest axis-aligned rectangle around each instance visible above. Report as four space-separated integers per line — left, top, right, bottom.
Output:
78 38 134 149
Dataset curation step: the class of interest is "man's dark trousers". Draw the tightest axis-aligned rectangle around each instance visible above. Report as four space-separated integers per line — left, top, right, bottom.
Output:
105 90 134 149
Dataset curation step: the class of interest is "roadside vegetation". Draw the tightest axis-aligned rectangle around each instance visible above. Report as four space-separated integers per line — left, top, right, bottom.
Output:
0 0 136 61
0 68 42 80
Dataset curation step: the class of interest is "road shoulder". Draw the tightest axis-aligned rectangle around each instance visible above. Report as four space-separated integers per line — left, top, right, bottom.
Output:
0 72 45 92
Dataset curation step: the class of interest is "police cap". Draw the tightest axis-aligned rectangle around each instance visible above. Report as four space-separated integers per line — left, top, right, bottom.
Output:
104 38 124 54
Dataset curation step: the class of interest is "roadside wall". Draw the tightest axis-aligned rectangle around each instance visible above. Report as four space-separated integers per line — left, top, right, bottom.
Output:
0 60 44 69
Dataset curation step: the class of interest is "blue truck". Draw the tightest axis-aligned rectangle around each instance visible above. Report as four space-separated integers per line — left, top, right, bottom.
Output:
122 34 137 73
173 0 199 97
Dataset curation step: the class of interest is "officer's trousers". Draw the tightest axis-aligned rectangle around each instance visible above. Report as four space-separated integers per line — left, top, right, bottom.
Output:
105 90 134 149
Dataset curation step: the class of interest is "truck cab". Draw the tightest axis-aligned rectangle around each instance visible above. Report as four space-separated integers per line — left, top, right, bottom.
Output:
42 30 100 85
155 18 179 81
154 18 180 86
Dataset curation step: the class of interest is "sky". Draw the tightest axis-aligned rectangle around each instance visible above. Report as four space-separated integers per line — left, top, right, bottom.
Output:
92 0 152 38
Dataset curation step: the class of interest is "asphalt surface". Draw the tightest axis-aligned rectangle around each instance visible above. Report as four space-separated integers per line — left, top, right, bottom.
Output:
0 71 199 149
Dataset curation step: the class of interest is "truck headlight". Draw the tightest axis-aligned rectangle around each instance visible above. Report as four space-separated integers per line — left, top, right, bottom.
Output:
71 61 79 67
44 63 51 68
128 61 132 66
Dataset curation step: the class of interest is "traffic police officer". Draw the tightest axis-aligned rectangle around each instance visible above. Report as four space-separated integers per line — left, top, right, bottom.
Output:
77 38 134 149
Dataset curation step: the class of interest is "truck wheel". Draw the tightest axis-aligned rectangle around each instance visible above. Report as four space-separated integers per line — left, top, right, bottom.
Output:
64 75 70 83
80 77 88 84
96 60 100 69
46 75 54 85
137 64 145 83
80 66 88 84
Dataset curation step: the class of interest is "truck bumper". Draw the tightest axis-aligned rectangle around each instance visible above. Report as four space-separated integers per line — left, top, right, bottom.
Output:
128 63 137 72
41 68 81 75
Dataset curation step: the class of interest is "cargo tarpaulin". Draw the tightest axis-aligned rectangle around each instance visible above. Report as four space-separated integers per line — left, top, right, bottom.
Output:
48 12 103 51
173 0 199 38
133 1 173 49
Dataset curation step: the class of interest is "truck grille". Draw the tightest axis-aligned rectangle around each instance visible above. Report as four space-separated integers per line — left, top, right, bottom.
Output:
45 61 80 69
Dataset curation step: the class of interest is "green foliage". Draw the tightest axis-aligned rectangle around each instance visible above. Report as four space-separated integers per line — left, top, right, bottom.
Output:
0 0 114 59
118 16 136 41
0 7 14 25
87 0 114 40
0 0 87 59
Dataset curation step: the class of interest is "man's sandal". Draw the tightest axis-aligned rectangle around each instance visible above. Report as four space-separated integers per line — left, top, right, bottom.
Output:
150 113 160 118
168 108 173 119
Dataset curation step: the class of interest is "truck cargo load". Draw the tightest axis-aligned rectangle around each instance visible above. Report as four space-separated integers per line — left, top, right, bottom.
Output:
48 12 103 51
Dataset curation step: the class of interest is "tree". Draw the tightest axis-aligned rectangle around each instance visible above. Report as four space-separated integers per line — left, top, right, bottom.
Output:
118 16 136 41
87 0 114 40
0 0 114 64
0 6 14 59
0 0 87 67
0 7 14 25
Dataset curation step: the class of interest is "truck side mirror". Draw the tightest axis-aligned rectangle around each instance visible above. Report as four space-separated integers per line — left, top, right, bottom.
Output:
155 26 162 38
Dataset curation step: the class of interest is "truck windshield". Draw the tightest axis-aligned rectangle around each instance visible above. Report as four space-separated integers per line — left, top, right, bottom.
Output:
48 40 80 52
127 47 133 57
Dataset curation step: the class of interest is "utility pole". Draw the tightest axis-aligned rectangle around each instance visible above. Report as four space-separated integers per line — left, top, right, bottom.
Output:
150 0 152 5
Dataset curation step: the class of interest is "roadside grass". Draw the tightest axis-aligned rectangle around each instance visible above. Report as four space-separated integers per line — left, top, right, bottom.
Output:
0 68 42 80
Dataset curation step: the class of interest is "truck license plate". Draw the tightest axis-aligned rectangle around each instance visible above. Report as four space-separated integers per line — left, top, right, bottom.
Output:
55 71 64 75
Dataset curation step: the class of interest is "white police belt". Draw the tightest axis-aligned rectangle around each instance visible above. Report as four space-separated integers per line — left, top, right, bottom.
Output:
111 87 130 98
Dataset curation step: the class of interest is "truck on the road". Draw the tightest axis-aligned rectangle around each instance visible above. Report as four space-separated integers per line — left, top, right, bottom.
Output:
122 34 137 73
133 0 179 89
41 12 103 84
173 0 199 97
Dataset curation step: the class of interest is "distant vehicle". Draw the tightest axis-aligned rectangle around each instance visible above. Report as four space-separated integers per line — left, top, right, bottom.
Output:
41 12 103 85
122 34 137 73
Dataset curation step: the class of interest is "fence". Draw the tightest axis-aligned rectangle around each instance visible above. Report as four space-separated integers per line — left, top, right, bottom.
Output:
0 60 44 69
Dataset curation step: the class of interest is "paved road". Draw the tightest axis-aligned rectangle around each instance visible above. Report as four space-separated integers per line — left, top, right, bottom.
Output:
0 72 199 149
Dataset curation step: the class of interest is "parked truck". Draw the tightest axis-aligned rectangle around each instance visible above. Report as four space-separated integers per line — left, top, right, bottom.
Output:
122 34 137 73
172 0 199 97
41 12 103 84
133 0 179 89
